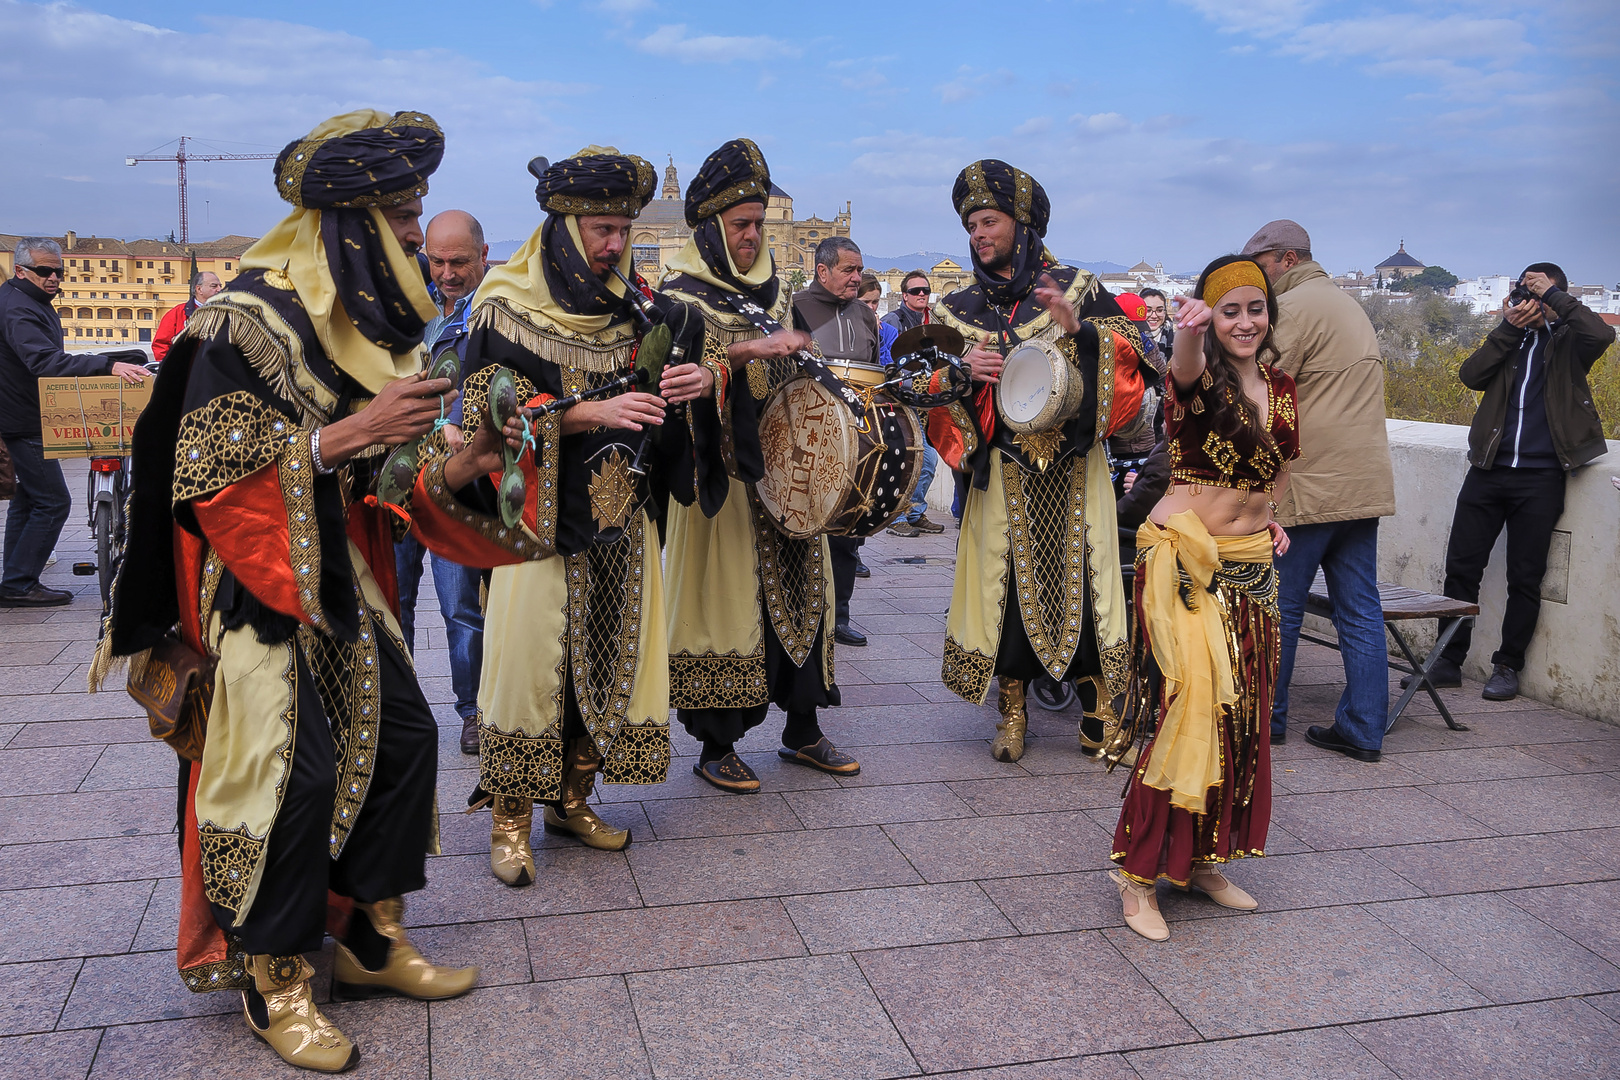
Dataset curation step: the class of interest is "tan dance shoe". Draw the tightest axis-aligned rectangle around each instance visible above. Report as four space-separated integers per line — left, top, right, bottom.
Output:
490 794 535 886
542 737 631 851
1189 867 1258 910
992 676 1028 763
243 954 358 1073
333 898 479 1001
1110 869 1170 941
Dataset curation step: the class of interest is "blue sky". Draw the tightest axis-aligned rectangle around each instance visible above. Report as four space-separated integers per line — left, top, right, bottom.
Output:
2 0 1616 283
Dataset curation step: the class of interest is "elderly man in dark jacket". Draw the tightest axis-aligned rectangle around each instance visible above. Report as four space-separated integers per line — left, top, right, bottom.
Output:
0 237 147 606
1424 262 1614 700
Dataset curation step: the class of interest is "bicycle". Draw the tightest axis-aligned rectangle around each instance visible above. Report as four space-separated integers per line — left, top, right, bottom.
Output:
71 361 157 613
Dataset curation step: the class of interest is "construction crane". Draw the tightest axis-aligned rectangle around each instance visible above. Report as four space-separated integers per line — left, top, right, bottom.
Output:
124 136 276 246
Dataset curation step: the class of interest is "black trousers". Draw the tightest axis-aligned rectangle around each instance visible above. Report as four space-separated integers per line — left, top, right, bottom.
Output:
219 629 438 956
828 535 861 625
1440 465 1566 671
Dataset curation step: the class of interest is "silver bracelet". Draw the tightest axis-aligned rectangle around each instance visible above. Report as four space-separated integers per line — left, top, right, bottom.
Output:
310 428 335 475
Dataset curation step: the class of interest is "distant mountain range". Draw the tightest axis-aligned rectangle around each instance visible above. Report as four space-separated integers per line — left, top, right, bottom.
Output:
865 251 1136 276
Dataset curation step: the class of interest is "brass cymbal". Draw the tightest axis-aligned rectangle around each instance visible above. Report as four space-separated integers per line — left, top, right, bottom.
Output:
890 322 966 361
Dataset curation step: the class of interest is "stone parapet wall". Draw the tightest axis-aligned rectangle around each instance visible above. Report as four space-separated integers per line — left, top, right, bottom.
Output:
1370 420 1618 723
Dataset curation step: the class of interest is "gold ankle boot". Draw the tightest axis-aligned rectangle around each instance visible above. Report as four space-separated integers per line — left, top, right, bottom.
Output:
243 954 357 1073
992 677 1027 762
490 794 535 886
333 898 479 1001
543 738 631 851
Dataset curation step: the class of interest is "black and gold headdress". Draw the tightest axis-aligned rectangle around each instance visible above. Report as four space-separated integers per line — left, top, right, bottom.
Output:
274 110 443 209
684 138 771 226
951 159 1051 237
530 147 657 219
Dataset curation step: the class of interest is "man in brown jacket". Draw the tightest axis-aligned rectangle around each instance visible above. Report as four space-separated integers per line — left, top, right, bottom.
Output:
1243 221 1397 762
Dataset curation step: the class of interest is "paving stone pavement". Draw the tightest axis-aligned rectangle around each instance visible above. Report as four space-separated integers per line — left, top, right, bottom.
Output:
3 471 1619 1078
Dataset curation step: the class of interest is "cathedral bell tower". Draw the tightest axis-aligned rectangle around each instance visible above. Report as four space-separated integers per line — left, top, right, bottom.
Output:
661 156 680 200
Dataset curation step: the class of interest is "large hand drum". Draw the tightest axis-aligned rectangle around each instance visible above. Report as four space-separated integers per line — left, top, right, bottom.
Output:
995 339 1083 434
756 376 924 539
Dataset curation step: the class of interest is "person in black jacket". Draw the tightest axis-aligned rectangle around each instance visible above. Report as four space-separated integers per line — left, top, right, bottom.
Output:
0 237 148 606
1421 263 1614 700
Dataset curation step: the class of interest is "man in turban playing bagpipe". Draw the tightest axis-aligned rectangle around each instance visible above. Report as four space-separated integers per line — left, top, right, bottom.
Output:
409 147 719 884
658 138 862 794
96 110 478 1073
932 159 1151 763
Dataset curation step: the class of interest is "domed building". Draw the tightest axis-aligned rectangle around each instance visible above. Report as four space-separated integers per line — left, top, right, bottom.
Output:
1375 241 1425 281
629 156 852 283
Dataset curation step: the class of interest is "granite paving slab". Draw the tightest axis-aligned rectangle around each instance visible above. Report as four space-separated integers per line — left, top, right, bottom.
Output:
405 849 641 925
405 918 532 988
630 955 919 1080
1128 1027 1399 1079
75 740 181 792
0 1029 104 1080
1348 998 1620 1080
0 745 102 796
640 790 806 840
1504 880 1620 966
1366 832 1617 896
1519 737 1620 773
129 876 180 952
915 1056 1140 1079
978 869 1133 935
1385 745 1568 784
0 880 155 963
781 780 975 827
1270 786 1496 851
1105 906 1487 1038
627 824 921 905
1270 753 1426 794
59 948 240 1028
833 738 1023 786
0 788 174 845
1371 891 1620 1002
884 809 1114 883
1215 849 1428 911
0 958 81 1036
947 771 1138 815
0 833 178 891
856 932 1196 1072
524 898 805 980
783 881 1014 953
430 977 652 1080
1424 772 1620 833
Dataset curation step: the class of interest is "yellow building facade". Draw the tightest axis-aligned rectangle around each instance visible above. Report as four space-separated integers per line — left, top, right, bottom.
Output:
1 231 256 345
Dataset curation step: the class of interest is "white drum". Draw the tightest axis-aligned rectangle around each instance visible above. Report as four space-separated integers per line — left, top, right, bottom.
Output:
995 339 1083 434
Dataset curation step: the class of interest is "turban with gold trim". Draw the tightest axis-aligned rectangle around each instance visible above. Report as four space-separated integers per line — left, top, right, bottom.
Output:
951 159 1051 237
529 147 657 219
273 110 443 209
684 138 771 226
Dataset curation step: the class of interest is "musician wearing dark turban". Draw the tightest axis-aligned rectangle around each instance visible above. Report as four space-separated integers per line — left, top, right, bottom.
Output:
932 159 1149 765
409 146 710 885
97 110 477 1073
659 138 860 795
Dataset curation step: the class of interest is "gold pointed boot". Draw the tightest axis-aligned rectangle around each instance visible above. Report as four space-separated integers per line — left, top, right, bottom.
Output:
991 676 1028 762
333 898 479 1001
543 738 631 851
242 954 357 1073
490 794 535 886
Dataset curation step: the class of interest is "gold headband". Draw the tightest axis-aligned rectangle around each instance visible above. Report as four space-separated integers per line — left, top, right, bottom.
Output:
1202 261 1269 305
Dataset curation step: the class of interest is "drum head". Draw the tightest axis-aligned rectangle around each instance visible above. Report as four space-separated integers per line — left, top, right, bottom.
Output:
756 377 860 539
998 342 1057 426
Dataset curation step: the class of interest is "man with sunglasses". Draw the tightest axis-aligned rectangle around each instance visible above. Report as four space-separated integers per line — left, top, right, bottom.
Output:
881 270 944 535
0 238 148 606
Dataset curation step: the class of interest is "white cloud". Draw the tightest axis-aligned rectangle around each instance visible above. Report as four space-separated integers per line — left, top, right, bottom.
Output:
633 23 798 64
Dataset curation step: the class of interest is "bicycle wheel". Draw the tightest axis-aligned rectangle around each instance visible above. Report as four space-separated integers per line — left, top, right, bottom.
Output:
95 501 114 612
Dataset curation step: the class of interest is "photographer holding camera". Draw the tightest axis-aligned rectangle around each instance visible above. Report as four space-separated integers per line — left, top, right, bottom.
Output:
1420 263 1614 700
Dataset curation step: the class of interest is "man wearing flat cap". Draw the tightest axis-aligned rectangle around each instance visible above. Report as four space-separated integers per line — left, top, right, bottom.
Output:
411 147 717 882
659 138 861 795
933 159 1149 763
100 110 477 1072
1241 220 1395 761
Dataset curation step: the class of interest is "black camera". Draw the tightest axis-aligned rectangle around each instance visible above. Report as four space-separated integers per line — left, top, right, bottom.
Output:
1506 283 1538 306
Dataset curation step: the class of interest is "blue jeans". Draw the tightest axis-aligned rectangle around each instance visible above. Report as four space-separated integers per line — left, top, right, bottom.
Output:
1272 518 1389 752
908 442 939 523
2 436 72 595
395 532 484 722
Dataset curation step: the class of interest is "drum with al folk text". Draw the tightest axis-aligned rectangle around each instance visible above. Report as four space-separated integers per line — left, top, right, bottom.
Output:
755 375 924 540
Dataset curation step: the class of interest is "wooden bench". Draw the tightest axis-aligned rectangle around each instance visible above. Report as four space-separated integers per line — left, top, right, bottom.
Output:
1301 571 1478 733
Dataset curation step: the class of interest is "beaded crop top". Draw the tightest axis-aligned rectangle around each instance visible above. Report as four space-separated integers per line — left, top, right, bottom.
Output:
1164 361 1299 497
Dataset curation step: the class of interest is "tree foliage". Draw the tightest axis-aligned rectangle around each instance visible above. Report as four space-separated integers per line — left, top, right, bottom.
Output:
1406 265 1460 293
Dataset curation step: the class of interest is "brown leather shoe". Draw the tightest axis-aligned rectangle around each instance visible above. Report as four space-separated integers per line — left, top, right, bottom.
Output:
459 715 480 756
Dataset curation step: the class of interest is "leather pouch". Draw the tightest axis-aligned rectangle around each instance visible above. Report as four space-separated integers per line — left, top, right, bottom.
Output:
127 637 216 761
